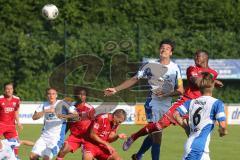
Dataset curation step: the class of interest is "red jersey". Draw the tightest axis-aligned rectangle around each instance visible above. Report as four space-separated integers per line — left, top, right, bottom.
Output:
184 65 218 99
92 113 119 142
69 102 95 136
0 95 20 125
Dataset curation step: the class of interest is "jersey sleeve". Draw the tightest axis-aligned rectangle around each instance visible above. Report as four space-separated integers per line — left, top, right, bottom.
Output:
176 100 191 116
135 62 149 79
15 99 21 111
35 103 44 112
186 66 199 80
213 100 226 122
175 65 183 88
209 68 218 80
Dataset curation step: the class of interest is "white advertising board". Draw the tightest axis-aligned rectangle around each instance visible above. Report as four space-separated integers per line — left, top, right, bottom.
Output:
227 105 240 125
19 102 135 124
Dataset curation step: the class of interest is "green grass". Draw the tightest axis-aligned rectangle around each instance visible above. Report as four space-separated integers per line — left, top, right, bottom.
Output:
19 124 240 160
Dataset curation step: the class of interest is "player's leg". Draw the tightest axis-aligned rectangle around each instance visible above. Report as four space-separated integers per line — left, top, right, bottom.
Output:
57 134 82 159
107 151 122 160
20 140 35 146
29 152 41 160
123 112 173 151
4 126 20 159
30 137 46 160
130 100 155 159
82 142 98 160
149 105 165 160
96 145 121 160
151 131 162 160
43 155 51 160
83 152 94 160
42 147 55 160
133 135 152 159
56 142 72 159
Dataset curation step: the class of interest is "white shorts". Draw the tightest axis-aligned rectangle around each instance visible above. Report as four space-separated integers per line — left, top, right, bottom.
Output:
144 98 170 122
182 151 210 160
31 136 62 159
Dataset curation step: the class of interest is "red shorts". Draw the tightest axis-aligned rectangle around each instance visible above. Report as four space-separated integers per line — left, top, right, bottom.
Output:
65 134 85 153
0 123 18 139
158 95 190 127
83 141 111 160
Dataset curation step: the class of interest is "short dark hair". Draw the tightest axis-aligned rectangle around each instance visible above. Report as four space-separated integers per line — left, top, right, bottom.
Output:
195 50 209 60
3 82 14 89
113 109 127 120
159 39 175 51
74 88 87 96
45 87 57 94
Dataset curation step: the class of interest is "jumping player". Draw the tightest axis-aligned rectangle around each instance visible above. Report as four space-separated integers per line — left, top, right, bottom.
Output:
56 89 95 159
122 50 223 153
29 88 78 160
175 72 227 160
83 109 127 160
0 82 22 159
105 39 184 160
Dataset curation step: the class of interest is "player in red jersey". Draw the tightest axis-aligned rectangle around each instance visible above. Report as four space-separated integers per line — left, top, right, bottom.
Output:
123 50 224 154
0 82 23 159
83 109 127 160
56 89 95 160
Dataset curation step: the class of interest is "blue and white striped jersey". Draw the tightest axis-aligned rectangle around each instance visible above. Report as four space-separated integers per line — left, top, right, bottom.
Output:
177 96 226 159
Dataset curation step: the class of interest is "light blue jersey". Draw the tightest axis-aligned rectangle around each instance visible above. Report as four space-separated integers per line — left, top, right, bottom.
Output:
177 96 226 160
32 100 76 158
137 61 182 122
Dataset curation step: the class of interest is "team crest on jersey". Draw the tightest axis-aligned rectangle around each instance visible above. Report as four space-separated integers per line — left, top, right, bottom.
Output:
1 102 5 105
13 102 16 107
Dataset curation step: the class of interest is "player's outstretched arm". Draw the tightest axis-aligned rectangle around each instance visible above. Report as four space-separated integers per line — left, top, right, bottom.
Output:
218 121 228 137
104 76 139 96
57 112 79 120
32 111 44 120
20 140 35 146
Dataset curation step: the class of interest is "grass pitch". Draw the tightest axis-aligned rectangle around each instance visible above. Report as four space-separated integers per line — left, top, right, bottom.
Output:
19 124 239 160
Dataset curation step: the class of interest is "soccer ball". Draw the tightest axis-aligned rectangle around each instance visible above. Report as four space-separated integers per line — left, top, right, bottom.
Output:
42 4 59 20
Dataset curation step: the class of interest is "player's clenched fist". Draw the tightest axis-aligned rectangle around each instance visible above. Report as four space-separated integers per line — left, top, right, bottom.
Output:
118 133 127 139
104 88 117 96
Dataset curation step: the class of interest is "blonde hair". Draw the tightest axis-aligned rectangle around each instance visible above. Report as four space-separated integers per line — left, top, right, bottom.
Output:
199 72 214 94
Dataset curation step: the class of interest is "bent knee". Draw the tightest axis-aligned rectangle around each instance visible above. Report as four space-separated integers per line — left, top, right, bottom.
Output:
83 152 94 160
29 153 39 160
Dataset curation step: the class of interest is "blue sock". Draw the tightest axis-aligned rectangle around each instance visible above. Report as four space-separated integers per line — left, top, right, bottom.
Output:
136 136 152 159
151 143 161 160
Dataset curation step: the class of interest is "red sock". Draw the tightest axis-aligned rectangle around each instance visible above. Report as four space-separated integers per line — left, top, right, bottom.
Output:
14 146 19 157
56 157 64 160
131 123 162 141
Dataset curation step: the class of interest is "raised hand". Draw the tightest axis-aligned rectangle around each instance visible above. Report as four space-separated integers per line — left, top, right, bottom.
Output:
104 88 117 96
